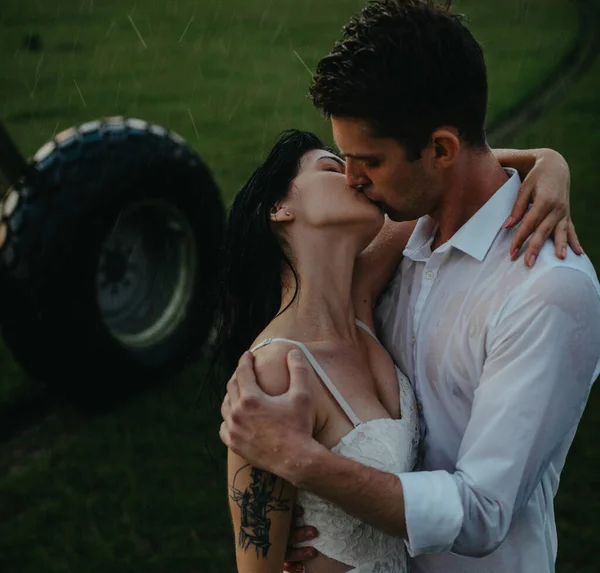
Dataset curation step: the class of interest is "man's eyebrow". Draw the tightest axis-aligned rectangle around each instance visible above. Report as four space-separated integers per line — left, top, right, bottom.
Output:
317 155 346 167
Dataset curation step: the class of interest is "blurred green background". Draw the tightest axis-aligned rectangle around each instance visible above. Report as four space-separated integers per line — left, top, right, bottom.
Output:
0 0 598 571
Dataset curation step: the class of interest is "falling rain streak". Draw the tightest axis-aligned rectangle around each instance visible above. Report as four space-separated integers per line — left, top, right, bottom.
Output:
128 15 148 49
188 109 201 141
179 15 195 43
73 79 87 107
293 50 314 77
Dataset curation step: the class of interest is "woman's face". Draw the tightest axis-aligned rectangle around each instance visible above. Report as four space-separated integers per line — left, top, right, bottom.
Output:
279 149 384 246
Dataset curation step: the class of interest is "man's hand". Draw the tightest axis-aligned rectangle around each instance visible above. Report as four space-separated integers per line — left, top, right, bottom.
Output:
220 349 316 475
501 148 583 267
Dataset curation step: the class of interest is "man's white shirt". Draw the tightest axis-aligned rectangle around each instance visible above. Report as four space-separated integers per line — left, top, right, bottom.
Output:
375 168 600 572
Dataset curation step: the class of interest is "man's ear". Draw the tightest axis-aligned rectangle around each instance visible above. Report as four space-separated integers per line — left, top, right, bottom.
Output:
430 127 461 168
269 205 295 223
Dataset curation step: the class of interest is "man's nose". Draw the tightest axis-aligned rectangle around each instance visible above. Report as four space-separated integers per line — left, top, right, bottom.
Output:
345 163 370 189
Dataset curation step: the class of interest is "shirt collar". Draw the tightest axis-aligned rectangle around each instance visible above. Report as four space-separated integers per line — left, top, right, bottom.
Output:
404 168 521 262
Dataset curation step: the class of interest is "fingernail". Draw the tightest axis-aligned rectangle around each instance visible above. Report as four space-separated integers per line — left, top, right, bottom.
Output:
510 248 517 260
561 247 567 259
577 243 585 255
527 254 536 268
307 528 317 539
503 216 515 228
289 349 302 360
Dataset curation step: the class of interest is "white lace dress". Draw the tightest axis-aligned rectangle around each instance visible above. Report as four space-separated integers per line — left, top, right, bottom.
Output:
251 321 419 573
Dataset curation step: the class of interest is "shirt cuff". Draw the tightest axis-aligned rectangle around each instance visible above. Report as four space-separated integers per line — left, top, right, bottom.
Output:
397 470 464 556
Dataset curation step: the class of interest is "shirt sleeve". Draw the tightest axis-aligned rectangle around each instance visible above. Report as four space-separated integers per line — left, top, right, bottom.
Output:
397 266 600 557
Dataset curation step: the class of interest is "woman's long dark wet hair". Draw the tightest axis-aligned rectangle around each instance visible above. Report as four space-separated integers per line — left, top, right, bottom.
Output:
206 129 329 398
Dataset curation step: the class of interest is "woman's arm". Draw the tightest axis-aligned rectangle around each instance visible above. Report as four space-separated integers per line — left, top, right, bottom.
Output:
228 449 296 573
493 147 542 179
492 147 582 263
226 346 310 573
352 216 416 314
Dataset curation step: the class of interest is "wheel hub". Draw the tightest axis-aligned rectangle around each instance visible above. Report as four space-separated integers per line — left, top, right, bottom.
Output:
96 199 197 349
99 245 131 285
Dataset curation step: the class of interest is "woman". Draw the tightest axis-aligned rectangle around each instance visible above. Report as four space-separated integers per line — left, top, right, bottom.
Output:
212 129 573 573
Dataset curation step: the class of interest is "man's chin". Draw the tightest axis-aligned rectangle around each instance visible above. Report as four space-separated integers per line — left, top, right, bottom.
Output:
384 209 413 222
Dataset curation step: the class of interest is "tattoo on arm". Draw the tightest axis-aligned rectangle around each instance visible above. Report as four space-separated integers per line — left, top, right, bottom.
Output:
229 464 291 557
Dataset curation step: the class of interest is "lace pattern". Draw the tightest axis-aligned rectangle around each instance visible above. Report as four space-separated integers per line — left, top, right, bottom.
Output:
296 367 419 572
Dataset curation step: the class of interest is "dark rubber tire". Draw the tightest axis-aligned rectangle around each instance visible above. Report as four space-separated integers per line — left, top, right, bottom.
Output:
0 117 224 408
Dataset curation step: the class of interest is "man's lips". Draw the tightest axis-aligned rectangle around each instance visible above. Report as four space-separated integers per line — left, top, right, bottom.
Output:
357 187 385 212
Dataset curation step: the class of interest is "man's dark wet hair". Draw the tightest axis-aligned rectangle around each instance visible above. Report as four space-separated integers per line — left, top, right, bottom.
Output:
309 0 488 161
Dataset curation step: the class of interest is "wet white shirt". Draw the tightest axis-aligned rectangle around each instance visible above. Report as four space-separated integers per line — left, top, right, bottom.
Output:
375 168 600 572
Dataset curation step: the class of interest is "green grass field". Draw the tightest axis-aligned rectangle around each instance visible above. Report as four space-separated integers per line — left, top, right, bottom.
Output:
0 0 577 196
0 0 597 571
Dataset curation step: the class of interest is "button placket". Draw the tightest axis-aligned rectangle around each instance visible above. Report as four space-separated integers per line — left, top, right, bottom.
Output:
411 256 442 454
413 260 439 327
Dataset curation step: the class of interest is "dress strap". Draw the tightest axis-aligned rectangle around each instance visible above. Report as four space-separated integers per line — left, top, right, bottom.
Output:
250 338 363 428
354 318 379 342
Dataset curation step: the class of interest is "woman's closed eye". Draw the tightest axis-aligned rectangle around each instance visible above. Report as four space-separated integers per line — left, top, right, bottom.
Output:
317 156 346 174
324 161 345 174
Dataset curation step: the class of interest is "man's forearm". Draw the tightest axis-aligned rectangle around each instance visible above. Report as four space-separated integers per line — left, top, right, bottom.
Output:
278 439 408 539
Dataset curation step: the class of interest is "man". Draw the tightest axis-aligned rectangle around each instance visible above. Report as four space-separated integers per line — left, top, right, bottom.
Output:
220 1 600 571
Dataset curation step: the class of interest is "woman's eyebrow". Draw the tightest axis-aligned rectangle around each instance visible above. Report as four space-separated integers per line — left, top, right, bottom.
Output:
317 155 346 168
340 153 381 162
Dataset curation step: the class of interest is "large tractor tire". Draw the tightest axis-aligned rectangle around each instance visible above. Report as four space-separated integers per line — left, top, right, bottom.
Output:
0 117 224 407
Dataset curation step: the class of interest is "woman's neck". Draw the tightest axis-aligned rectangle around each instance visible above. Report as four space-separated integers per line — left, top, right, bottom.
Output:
276 235 360 342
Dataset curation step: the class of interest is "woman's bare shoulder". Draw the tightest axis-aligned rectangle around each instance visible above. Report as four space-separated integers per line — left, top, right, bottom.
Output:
250 340 295 397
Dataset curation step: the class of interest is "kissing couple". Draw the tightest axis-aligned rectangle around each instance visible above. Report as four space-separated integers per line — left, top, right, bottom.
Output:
215 1 600 572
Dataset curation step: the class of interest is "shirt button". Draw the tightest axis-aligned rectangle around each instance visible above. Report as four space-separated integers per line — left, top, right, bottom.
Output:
425 270 435 280
411 336 416 345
